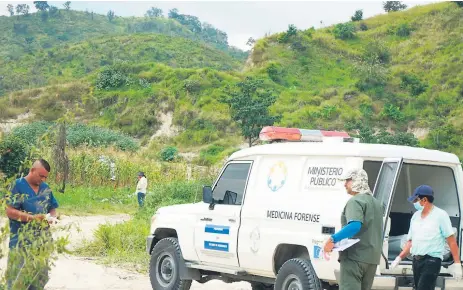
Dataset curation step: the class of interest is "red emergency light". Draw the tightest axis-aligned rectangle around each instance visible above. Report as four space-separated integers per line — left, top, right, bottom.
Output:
259 126 354 143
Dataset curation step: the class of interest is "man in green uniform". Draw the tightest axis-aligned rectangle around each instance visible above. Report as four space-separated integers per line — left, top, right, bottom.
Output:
324 168 384 290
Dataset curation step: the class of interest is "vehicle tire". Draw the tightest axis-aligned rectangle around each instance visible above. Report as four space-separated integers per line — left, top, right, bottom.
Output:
274 258 323 290
149 237 192 290
251 282 274 290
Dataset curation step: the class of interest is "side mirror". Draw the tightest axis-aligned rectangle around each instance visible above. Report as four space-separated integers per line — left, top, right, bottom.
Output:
202 186 213 204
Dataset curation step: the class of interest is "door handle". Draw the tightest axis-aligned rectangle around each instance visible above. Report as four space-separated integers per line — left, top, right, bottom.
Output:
200 217 212 222
229 218 236 223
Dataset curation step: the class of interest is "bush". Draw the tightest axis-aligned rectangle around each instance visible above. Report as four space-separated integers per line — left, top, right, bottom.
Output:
66 123 139 151
363 40 391 64
0 135 28 178
95 67 131 90
160 146 178 162
381 104 405 122
11 121 54 146
359 22 368 31
396 23 411 37
400 73 427 96
333 22 356 40
346 121 419 147
11 122 139 152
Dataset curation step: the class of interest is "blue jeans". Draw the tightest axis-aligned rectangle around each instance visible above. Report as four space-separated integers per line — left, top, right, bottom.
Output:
137 192 145 207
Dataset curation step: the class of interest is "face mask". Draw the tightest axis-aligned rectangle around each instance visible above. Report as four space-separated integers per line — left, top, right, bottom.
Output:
414 201 424 211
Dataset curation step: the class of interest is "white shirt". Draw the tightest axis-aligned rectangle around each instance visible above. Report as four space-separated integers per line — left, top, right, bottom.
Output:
136 176 147 194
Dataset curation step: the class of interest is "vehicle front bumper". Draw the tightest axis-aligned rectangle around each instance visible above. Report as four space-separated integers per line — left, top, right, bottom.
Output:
146 234 155 254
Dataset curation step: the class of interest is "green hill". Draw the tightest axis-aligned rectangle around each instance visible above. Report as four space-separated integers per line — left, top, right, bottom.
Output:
0 9 247 93
0 33 244 93
245 2 463 156
2 2 463 161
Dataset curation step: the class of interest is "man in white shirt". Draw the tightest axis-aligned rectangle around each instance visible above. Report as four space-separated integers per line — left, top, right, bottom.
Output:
391 185 462 289
135 172 148 207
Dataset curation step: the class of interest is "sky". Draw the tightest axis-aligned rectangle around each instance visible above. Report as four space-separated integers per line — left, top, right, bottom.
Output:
1 0 441 50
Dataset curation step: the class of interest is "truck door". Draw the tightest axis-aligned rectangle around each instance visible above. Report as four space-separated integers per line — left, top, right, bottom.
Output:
194 161 252 268
372 157 403 270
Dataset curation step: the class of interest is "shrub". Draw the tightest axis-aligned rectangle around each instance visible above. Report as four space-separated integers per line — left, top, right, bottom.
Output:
381 104 405 122
359 22 368 31
11 122 139 152
160 146 178 162
396 23 411 37
400 73 427 96
95 67 131 90
363 40 391 64
333 22 356 40
11 121 54 146
0 135 28 178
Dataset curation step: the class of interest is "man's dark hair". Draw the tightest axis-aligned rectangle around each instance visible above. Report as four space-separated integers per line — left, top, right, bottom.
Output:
38 159 51 172
418 195 434 203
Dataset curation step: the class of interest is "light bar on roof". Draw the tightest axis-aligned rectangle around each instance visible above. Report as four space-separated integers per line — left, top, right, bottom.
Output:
259 126 357 143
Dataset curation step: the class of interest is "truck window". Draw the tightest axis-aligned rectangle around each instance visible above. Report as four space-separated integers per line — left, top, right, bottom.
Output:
212 162 251 205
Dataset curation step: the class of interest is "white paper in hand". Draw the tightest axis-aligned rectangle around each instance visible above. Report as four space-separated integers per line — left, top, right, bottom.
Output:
332 238 360 252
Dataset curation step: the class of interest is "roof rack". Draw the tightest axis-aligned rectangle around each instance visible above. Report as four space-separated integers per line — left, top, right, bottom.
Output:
259 126 360 143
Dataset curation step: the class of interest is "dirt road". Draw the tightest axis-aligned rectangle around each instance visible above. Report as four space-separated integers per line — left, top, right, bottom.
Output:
1 215 252 290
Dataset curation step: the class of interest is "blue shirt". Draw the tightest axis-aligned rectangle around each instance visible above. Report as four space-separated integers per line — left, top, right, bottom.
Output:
6 178 59 249
407 206 454 260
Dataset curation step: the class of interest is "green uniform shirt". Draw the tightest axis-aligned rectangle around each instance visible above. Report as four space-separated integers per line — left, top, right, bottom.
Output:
339 192 384 265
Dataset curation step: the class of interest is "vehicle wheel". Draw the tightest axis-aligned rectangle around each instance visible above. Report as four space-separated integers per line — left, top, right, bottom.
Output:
251 282 274 290
274 258 322 290
149 237 192 290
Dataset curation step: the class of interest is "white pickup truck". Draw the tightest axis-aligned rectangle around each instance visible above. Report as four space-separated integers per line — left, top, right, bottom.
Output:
146 127 463 290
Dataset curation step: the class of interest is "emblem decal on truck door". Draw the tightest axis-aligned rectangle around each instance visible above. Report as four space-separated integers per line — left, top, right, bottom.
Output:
267 161 288 192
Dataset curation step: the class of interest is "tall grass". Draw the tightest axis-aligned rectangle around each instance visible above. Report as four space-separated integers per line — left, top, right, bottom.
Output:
75 180 208 271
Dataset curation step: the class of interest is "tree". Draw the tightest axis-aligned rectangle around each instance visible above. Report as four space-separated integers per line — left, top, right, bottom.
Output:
168 8 180 19
351 9 363 21
277 24 298 43
246 37 256 47
107 10 115 22
16 4 30 16
33 1 49 11
63 1 71 10
383 1 407 12
220 77 282 147
145 7 163 18
7 4 14 16
53 122 69 193
49 5 58 17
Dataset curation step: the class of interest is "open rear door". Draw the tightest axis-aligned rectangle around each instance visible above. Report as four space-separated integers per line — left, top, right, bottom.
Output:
372 157 403 270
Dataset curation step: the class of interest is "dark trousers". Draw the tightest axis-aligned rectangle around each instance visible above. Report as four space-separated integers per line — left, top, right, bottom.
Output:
137 192 145 207
339 258 377 290
412 255 441 290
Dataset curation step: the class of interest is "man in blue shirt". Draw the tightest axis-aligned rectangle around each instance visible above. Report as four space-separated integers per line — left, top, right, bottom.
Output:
391 185 462 289
4 159 59 290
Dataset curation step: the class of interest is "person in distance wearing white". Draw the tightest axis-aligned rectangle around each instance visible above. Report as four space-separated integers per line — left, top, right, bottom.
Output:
390 185 462 289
